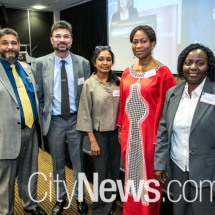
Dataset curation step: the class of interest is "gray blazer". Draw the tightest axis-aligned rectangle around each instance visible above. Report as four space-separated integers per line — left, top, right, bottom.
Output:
0 61 42 159
36 52 91 136
155 76 215 189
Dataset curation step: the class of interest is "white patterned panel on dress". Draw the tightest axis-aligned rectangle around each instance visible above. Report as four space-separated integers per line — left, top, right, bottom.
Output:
125 83 149 205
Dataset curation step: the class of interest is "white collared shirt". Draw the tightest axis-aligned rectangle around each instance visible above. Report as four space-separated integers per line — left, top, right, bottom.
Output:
170 78 206 171
52 53 76 115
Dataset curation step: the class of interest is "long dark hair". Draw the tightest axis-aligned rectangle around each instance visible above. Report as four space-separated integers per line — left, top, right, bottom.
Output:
92 46 120 86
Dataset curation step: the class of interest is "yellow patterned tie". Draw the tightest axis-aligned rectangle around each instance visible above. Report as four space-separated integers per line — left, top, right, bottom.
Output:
10 64 34 128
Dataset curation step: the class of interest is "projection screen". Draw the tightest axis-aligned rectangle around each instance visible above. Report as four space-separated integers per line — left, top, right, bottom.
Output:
108 0 215 74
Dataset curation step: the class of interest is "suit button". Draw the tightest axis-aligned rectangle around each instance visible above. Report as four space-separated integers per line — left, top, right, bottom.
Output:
189 150 194 155
17 107 19 110
18 122 20 125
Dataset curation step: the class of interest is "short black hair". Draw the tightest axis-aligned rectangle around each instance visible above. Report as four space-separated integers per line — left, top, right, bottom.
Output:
0 28 20 43
91 46 120 86
177 43 215 81
130 25 156 45
51 20 73 37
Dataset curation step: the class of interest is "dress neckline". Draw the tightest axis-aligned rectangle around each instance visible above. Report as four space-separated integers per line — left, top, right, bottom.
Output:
129 63 164 78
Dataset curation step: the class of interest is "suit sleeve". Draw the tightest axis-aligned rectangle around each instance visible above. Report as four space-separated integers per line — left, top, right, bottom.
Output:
35 58 44 127
84 60 91 80
154 89 173 172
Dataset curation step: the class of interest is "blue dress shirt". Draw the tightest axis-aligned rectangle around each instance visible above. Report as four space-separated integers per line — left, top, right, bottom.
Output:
52 53 76 115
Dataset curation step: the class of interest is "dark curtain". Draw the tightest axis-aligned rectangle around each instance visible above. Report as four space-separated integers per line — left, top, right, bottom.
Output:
60 0 107 72
1 8 54 58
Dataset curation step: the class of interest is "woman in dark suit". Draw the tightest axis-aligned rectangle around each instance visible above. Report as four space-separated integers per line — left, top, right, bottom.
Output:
155 43 215 215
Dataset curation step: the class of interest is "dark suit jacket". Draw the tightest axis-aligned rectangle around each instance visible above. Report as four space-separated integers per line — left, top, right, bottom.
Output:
155 76 215 189
111 7 139 23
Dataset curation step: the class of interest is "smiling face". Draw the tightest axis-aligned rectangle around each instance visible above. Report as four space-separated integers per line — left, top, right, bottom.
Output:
119 0 129 9
183 49 208 90
131 30 155 60
50 28 72 54
94 50 113 75
0 34 20 64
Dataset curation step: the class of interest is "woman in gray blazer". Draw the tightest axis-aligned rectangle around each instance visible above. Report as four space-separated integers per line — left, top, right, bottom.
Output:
77 46 121 215
154 43 215 215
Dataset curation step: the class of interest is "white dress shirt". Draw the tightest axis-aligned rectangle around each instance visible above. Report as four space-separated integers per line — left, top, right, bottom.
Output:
170 78 206 171
52 53 76 115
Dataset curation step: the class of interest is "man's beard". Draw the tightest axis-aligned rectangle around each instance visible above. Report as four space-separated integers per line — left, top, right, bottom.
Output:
0 50 19 62
53 42 71 52
54 47 70 52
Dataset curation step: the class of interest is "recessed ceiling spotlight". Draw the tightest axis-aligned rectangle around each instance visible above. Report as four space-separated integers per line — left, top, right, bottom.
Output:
33 5 45 10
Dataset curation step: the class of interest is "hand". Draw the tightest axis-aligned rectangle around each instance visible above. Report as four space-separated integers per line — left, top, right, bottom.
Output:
212 190 215 200
118 132 121 142
91 140 100 156
155 170 166 184
118 128 121 142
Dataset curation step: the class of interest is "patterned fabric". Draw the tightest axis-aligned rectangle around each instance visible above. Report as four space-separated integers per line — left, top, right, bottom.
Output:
125 83 149 205
117 64 176 215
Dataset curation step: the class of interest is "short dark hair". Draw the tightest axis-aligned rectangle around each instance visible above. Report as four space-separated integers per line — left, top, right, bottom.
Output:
0 28 20 43
177 43 215 81
91 46 120 86
51 20 73 37
130 25 156 45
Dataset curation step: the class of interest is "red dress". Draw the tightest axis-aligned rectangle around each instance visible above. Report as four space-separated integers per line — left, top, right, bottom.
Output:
117 64 176 215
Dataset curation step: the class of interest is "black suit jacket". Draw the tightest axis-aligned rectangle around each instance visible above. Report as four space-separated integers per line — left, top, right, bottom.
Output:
111 7 139 23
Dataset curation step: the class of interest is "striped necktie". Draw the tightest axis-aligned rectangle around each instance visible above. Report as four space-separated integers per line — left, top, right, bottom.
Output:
10 64 34 128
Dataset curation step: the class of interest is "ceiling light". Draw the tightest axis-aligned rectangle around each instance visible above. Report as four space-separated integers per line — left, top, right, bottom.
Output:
32 5 45 10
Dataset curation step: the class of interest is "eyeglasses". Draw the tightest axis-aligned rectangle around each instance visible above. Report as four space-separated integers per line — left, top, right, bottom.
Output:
95 46 111 51
52 34 71 40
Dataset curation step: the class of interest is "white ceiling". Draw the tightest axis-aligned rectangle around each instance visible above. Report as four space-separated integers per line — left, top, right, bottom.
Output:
0 0 92 12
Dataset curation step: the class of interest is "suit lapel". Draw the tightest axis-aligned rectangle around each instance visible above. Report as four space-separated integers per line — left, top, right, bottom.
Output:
190 77 214 132
167 83 185 137
19 60 34 81
71 53 78 98
0 62 18 104
47 53 55 95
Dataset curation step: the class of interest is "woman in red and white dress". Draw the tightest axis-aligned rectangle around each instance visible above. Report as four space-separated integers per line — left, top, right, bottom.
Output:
117 25 176 215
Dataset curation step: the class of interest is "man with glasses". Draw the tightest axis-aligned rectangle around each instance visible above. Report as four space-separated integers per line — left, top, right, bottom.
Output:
0 28 47 215
36 20 90 215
